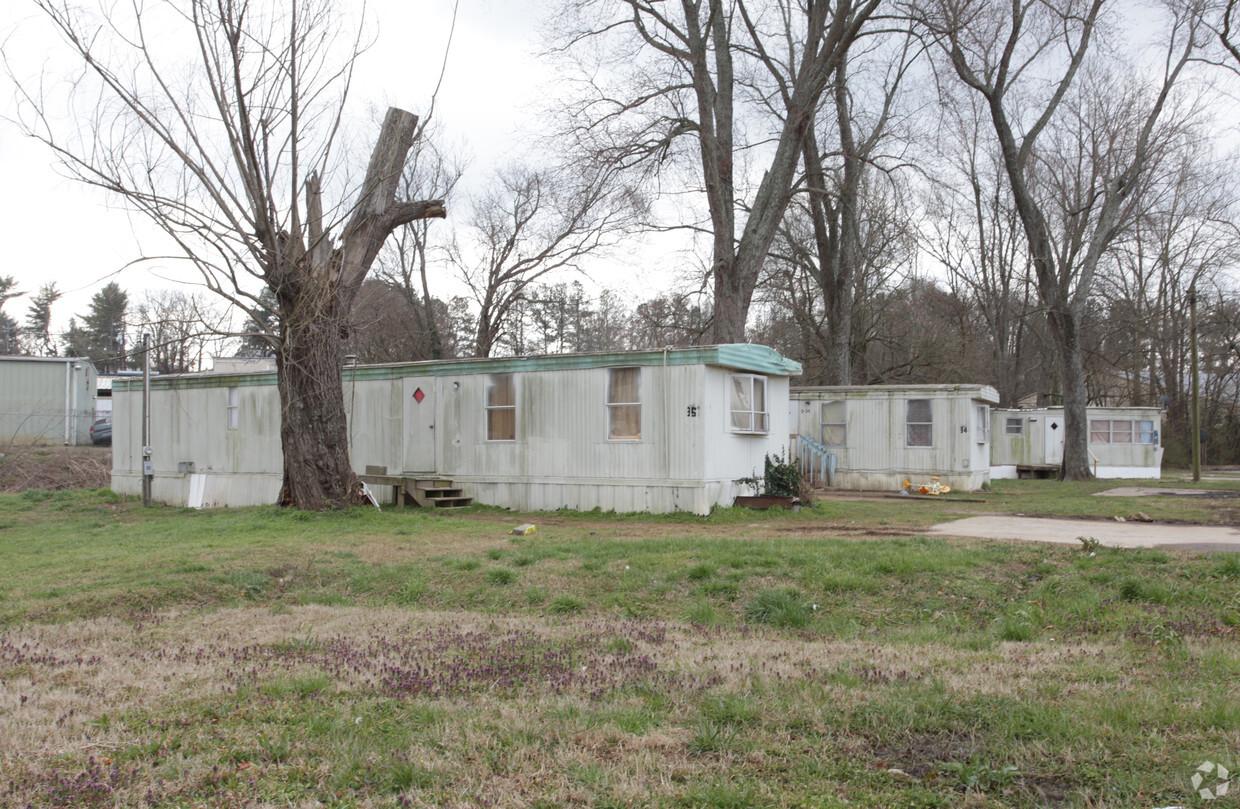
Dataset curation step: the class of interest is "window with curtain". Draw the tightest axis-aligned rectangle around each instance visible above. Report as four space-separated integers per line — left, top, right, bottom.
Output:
729 375 768 433
906 399 932 447
227 387 239 430
607 367 641 440
820 400 846 446
975 405 989 443
486 374 515 441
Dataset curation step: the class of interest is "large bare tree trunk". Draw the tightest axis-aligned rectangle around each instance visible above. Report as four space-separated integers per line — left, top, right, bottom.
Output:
271 109 445 509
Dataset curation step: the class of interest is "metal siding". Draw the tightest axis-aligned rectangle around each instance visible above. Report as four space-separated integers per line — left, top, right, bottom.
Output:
990 407 1163 477
0 358 96 444
111 354 796 512
790 386 994 491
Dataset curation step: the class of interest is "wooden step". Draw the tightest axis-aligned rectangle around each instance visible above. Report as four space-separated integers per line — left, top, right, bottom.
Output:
358 472 473 509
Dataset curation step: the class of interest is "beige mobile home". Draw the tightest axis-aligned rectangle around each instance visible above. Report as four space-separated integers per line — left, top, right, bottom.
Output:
790 384 999 492
111 345 801 514
0 356 97 445
990 407 1163 479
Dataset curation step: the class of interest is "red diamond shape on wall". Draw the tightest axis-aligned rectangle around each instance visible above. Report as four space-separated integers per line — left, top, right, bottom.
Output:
413 387 425 404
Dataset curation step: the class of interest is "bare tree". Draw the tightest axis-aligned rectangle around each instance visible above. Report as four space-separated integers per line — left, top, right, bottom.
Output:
795 26 922 383
928 0 1207 479
372 127 466 360
452 161 641 358
132 290 234 374
554 0 881 343
13 0 446 508
920 90 1045 405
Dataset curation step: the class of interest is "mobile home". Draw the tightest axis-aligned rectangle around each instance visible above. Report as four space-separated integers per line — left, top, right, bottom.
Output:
111 344 801 514
990 407 1164 479
0 356 97 445
790 384 1000 492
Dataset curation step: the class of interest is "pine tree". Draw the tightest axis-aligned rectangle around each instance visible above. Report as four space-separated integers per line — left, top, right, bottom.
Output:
81 282 129 372
24 283 61 356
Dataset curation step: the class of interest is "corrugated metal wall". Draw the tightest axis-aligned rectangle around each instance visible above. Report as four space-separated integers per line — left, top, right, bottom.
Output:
791 386 997 492
0 358 97 445
113 358 794 513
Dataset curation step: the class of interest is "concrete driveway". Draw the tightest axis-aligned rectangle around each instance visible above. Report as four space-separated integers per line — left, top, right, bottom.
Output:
928 516 1240 551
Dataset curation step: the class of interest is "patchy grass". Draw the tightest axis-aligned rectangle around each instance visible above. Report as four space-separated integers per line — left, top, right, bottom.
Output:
1 483 1239 808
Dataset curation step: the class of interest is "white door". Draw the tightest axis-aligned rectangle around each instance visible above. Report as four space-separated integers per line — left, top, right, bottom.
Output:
1044 415 1065 464
402 377 437 473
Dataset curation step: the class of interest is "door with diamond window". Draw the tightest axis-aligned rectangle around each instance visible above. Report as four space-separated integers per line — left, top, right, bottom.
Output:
402 377 437 473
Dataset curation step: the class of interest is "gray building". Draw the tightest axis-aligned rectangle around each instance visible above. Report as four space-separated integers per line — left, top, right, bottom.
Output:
791 384 1000 492
112 345 802 514
990 407 1163 479
0 356 98 445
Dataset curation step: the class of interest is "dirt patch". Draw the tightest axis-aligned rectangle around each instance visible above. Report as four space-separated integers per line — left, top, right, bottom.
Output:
0 445 111 493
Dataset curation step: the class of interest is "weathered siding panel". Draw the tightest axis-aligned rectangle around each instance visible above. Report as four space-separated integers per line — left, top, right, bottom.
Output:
111 346 798 514
990 407 1163 479
0 358 97 445
791 385 998 491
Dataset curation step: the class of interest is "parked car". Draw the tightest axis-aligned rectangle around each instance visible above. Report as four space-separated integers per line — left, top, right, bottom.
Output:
90 418 112 446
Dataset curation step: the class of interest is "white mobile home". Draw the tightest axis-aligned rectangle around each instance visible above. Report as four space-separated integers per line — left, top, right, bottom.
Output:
111 345 801 514
990 407 1164 479
790 384 1000 492
0 356 97 445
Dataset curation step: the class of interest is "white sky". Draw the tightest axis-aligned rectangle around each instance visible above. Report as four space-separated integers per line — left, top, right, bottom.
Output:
0 0 658 338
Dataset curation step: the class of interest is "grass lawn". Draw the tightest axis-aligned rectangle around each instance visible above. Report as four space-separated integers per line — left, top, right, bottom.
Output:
1 481 1238 808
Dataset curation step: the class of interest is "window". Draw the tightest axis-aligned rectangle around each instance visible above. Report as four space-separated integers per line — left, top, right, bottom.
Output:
906 399 932 447
1137 420 1156 444
1005 417 1024 436
486 374 515 441
227 387 239 430
1090 419 1156 445
975 405 990 443
820 400 846 446
607 367 641 440
1090 419 1111 443
730 375 768 433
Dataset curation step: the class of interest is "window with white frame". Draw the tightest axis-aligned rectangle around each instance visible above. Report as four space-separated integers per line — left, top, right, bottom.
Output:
906 399 933 447
1005 417 1024 436
820 400 846 446
607 367 641 440
729 375 768 433
227 387 239 430
975 405 990 443
486 374 516 441
1090 419 1156 445
1137 420 1156 443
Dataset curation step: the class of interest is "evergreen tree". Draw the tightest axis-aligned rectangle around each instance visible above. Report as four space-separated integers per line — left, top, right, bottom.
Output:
24 282 61 356
0 276 21 354
80 282 129 372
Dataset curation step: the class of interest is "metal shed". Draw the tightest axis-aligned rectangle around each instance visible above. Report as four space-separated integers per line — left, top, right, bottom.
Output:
790 384 1000 492
111 344 802 514
990 407 1164 479
0 356 98 445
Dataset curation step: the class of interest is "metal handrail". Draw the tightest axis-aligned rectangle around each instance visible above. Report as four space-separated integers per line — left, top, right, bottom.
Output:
797 434 836 486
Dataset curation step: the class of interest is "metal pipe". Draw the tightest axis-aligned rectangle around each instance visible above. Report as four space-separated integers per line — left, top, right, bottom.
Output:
63 360 71 445
142 334 152 507
70 364 80 446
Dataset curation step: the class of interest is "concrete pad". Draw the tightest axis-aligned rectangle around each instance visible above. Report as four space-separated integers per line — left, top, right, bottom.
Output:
928 516 1240 550
1094 487 1240 498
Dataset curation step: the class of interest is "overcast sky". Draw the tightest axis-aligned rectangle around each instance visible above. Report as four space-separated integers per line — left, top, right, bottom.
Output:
0 0 580 336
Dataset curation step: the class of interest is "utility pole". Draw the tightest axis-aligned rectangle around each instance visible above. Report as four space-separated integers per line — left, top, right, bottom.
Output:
1189 286 1201 483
